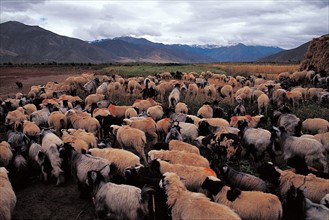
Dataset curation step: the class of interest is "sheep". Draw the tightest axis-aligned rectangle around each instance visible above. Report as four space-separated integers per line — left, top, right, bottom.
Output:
202 176 282 220
201 118 230 127
271 126 328 172
61 130 89 154
86 170 154 220
203 84 217 99
123 165 170 220
125 107 138 119
88 148 142 175
165 123 183 143
0 141 13 167
258 162 329 203
271 89 287 107
48 111 67 136
67 129 98 149
151 159 216 192
84 94 104 110
30 104 51 127
154 140 200 155
218 164 268 192
156 118 172 141
233 102 246 116
275 111 302 136
176 121 198 142
110 125 147 164
156 82 174 101
282 182 329 220
22 120 40 142
230 115 267 128
286 156 329 179
302 118 329 134
5 107 28 126
132 98 160 113
0 167 17 220
28 142 52 182
305 197 329 220
7 130 29 153
146 105 163 121
148 150 209 167
175 102 188 114
314 132 329 152
286 90 303 107
187 83 198 98
65 109 100 138
40 129 65 186
159 172 241 220
239 121 276 162
65 144 113 195
197 103 213 118
123 117 158 145
22 103 37 116
168 84 181 109
257 93 270 115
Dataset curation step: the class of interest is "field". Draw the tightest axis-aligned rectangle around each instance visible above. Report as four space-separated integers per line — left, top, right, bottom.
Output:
1 63 328 220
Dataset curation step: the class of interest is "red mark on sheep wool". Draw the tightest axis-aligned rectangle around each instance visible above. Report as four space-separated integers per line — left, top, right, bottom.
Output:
204 167 216 176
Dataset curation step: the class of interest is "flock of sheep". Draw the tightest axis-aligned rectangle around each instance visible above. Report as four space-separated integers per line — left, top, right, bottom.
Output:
0 68 329 220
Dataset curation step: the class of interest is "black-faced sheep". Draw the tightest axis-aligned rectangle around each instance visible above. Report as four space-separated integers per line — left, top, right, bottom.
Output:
271 126 328 172
110 125 147 164
65 145 113 195
0 167 17 220
159 172 241 220
240 123 276 162
28 142 52 182
258 162 329 203
86 170 154 220
148 149 209 167
202 176 282 220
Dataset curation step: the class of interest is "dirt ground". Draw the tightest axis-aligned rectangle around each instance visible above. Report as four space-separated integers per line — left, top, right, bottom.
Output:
0 66 97 220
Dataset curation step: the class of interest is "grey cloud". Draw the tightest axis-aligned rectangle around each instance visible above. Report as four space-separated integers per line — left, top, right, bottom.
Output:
2 0 48 12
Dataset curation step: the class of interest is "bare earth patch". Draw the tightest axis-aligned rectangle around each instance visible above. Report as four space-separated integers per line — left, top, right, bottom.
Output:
0 66 97 220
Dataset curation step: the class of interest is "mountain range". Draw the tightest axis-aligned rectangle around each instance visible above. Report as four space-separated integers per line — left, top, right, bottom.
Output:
0 21 308 63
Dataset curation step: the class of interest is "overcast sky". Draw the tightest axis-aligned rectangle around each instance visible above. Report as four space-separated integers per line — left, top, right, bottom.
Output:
1 0 328 49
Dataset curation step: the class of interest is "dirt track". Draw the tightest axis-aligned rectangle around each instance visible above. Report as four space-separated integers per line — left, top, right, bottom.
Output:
0 66 97 220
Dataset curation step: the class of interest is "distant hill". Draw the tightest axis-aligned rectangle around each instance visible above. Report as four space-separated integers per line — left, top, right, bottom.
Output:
0 21 118 63
0 21 288 63
259 41 310 63
114 37 283 62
